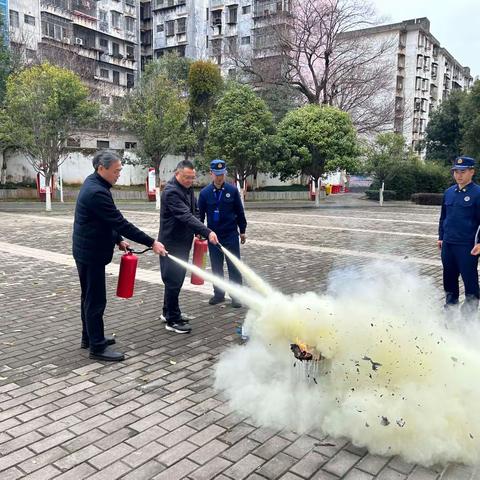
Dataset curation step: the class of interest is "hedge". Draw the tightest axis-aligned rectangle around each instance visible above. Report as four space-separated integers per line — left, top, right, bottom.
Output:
365 189 396 201
411 193 443 205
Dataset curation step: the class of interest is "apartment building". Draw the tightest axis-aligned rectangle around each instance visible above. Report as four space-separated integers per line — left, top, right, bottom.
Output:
342 18 472 150
145 0 253 74
8 0 140 103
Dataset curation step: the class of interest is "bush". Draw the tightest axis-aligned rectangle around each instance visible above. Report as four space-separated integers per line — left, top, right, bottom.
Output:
365 189 396 201
372 162 451 200
411 193 443 205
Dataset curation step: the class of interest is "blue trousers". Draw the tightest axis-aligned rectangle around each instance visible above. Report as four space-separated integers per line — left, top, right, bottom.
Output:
209 236 242 299
441 242 479 305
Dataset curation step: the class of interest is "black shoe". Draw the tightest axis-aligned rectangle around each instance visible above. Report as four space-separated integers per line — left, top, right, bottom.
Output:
209 296 225 305
81 334 116 350
231 300 242 308
165 322 192 334
89 346 125 362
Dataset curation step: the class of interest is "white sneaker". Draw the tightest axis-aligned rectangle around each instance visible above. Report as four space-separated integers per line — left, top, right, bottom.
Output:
160 314 167 323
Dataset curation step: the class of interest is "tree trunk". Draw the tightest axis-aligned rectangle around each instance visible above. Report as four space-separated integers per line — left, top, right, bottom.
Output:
45 171 52 212
0 150 6 185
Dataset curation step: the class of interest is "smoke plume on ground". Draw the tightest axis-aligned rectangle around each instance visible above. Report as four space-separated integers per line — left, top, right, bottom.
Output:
170 253 480 466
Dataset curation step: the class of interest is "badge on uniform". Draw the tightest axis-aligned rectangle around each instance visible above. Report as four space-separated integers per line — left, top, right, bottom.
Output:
465 196 470 201
213 208 220 223
226 193 231 198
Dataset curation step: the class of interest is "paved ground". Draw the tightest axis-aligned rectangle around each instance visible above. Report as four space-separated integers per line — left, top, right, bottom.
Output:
0 195 478 480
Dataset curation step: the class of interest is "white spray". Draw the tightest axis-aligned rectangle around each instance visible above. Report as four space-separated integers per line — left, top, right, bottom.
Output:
168 250 480 467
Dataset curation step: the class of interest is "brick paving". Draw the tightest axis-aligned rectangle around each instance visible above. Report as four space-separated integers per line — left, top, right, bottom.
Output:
0 196 478 479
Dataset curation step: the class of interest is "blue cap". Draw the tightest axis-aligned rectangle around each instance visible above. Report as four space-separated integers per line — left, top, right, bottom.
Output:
452 156 476 170
210 159 227 175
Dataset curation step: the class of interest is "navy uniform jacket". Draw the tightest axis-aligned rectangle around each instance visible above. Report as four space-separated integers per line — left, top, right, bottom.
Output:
73 173 154 265
158 177 211 246
198 182 247 240
439 182 480 245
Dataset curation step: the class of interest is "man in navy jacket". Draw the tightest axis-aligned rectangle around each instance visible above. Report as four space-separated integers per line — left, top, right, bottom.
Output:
438 155 480 314
73 150 166 361
198 159 247 308
159 160 218 333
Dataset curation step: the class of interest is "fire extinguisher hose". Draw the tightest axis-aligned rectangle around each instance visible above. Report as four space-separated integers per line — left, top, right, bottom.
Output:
126 247 152 255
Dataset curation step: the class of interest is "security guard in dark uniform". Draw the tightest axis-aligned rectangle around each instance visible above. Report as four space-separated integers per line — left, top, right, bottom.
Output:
198 159 247 308
438 156 480 314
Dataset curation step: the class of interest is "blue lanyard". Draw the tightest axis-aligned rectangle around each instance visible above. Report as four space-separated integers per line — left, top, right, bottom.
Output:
214 188 223 209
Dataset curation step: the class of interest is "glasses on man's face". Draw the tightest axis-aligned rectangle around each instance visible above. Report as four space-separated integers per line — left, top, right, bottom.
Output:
181 174 196 181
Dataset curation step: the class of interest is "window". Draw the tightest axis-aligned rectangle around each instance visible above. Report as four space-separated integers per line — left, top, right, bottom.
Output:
156 23 164 33
241 36 250 45
97 140 110 149
415 76 422 90
228 6 237 24
67 137 80 147
416 54 423 69
125 142 137 149
24 14 35 26
176 17 186 33
42 21 67 41
412 118 419 133
99 10 107 22
156 0 163 6
127 74 134 88
242 5 251 14
111 11 121 29
126 45 134 59
418 33 424 47
112 42 120 56
414 98 421 111
396 76 403 91
100 68 109 79
9 10 19 28
113 70 120 85
99 38 108 49
422 78 429 92
165 20 174 36
125 16 134 32
211 10 222 26
421 98 428 112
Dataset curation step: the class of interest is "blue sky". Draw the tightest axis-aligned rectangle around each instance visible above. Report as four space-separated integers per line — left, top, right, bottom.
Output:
372 0 479 77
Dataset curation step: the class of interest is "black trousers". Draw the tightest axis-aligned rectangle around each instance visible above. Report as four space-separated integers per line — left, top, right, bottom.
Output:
208 235 242 299
75 261 108 353
441 242 479 308
160 242 191 324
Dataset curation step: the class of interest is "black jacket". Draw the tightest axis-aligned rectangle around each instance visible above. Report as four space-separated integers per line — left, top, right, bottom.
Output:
72 172 154 265
159 177 210 246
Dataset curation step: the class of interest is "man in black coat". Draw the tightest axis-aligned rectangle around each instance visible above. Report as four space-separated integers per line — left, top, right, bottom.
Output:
159 160 218 333
73 150 166 361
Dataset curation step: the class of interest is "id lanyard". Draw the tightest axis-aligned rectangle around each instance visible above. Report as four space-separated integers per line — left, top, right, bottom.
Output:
213 188 223 223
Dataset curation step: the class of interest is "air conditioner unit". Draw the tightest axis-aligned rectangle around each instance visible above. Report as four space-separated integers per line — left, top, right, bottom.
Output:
75 37 83 45
62 37 71 44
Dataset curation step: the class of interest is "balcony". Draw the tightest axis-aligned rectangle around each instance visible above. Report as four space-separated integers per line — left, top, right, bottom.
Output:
72 10 97 30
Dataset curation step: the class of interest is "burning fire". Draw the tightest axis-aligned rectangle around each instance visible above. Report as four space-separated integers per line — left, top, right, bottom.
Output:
291 338 323 362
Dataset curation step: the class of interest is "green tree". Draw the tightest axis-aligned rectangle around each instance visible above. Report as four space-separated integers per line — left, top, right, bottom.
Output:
124 71 189 186
425 90 466 164
365 132 415 186
460 80 480 159
187 60 223 156
273 104 359 182
0 63 98 209
205 84 276 190
143 52 192 91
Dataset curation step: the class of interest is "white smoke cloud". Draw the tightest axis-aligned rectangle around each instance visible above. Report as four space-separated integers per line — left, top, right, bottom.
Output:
211 261 480 467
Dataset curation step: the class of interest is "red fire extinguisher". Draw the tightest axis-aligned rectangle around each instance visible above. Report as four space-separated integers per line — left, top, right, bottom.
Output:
116 247 150 299
191 237 208 285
